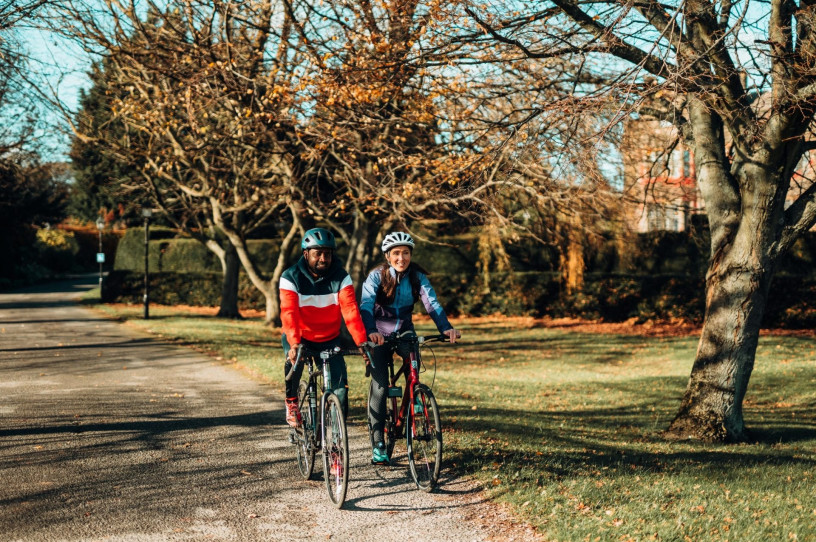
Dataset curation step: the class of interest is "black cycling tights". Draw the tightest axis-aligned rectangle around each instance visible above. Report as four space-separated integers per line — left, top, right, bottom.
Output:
368 347 390 445
368 340 412 445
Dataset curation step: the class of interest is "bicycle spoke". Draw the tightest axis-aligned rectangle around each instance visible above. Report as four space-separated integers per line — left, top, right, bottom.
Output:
322 394 349 508
295 382 316 480
407 384 442 491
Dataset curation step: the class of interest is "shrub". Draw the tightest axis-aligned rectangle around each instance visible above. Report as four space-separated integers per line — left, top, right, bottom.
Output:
103 270 266 309
114 228 282 274
100 227 816 328
35 228 80 273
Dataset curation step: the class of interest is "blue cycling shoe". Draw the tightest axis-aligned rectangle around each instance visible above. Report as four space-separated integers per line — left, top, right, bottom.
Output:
372 442 389 465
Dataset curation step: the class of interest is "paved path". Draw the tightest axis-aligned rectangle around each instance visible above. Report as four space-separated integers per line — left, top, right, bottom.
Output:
0 277 539 541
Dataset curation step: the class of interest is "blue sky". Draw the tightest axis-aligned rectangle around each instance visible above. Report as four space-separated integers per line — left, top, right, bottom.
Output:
20 25 94 161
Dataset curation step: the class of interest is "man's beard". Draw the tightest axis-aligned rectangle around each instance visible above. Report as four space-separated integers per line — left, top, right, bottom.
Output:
308 261 330 276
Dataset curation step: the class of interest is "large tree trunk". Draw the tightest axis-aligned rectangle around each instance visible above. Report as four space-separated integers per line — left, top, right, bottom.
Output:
201 237 243 319
666 146 782 441
216 243 242 319
344 213 377 293
665 257 774 441
212 202 301 326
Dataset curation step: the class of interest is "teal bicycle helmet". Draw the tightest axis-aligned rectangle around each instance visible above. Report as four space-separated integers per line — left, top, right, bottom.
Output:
301 228 337 250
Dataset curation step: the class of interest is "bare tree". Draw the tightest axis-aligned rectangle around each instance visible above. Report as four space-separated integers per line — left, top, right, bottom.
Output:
49 0 304 321
461 0 816 441
0 0 53 156
276 0 449 284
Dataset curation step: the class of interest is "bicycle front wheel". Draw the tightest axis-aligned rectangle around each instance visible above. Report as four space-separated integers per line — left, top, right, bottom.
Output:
406 384 442 491
322 393 349 508
295 382 316 480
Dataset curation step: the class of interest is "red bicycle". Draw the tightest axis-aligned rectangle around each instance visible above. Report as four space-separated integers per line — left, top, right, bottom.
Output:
366 331 446 491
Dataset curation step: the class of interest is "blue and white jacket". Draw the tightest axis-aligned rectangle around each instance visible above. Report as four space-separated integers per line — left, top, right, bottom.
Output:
360 264 453 336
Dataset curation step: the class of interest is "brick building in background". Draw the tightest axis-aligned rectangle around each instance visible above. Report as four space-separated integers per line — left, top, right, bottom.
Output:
622 93 816 233
620 117 704 233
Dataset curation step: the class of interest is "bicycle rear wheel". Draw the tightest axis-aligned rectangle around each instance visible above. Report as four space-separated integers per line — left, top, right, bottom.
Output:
295 382 316 479
322 393 349 508
406 384 442 491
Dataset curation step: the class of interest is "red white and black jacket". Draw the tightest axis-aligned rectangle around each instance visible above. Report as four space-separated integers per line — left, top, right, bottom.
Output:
279 257 368 346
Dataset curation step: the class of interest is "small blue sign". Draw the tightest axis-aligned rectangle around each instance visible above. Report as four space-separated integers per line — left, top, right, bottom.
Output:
96 253 105 263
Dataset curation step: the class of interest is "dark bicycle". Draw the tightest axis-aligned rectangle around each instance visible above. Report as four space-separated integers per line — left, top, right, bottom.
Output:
366 331 447 491
286 344 364 508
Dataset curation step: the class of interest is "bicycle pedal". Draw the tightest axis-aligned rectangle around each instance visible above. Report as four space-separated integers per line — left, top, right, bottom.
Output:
371 459 390 466
288 430 296 444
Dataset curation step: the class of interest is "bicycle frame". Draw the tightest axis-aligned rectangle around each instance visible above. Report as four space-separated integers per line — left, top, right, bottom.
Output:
291 346 342 452
383 333 443 437
301 355 321 450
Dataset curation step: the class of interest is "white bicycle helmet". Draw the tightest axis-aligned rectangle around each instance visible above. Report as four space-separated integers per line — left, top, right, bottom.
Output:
381 231 415 253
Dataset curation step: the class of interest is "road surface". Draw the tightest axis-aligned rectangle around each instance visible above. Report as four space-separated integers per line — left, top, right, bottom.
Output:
0 276 540 541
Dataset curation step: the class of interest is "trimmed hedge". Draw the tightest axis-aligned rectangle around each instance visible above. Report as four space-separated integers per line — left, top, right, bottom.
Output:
433 271 706 323
103 270 266 309
114 228 281 273
103 227 816 328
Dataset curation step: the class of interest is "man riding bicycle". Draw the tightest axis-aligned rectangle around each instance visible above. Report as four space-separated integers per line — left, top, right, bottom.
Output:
280 227 383 426
360 231 460 465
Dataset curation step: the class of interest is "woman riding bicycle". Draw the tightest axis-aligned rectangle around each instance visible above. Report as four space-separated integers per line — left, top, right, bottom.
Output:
360 231 460 465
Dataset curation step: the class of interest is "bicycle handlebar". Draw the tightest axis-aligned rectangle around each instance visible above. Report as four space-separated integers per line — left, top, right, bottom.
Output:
285 344 371 382
382 331 455 346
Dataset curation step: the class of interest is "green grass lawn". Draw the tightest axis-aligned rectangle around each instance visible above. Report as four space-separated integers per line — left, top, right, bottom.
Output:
93 302 816 541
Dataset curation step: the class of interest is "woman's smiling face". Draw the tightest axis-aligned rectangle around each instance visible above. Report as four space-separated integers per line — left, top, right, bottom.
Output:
386 245 412 273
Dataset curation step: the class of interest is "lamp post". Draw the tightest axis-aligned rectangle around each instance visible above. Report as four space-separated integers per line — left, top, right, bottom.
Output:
95 217 105 301
142 208 152 319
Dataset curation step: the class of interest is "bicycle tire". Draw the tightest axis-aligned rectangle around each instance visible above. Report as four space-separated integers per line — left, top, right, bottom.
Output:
321 393 349 508
295 382 316 480
406 383 442 491
366 378 397 461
